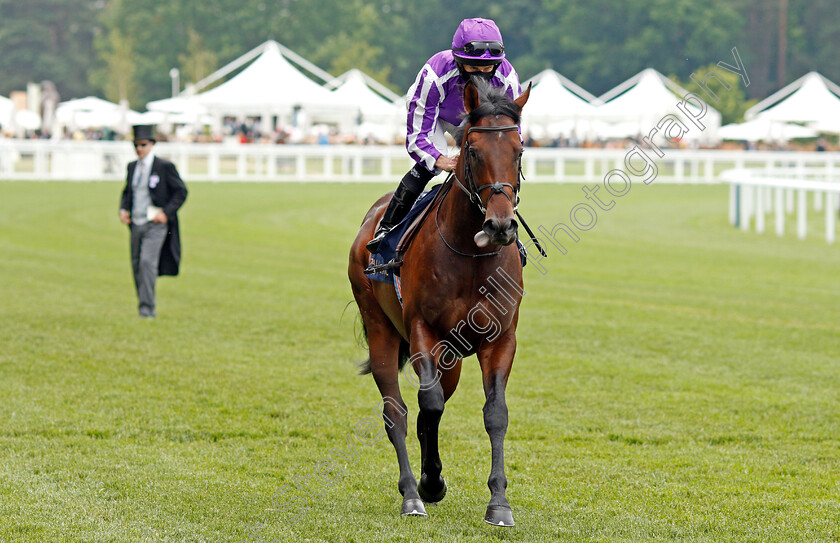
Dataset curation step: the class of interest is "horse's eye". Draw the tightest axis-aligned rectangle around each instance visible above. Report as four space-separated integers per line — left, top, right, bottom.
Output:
468 148 478 160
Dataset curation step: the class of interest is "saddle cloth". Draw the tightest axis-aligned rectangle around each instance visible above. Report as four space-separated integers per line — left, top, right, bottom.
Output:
366 185 443 285
365 184 527 289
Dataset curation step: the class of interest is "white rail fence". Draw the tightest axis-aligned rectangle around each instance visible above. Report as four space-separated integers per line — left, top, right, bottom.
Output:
2 139 840 185
721 168 840 244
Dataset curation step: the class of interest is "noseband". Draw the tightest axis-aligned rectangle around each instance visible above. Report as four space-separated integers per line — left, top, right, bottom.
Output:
455 124 522 215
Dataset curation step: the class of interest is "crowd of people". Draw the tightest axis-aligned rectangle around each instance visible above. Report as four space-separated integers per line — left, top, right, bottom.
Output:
1 117 837 153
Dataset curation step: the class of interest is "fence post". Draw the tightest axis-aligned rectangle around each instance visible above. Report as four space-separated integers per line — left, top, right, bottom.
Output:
796 189 807 240
527 154 537 180
740 184 751 231
674 158 684 182
296 153 306 178
826 192 836 244
755 186 765 234
383 153 392 180
774 187 785 237
324 151 334 180
729 183 739 227
209 150 220 180
268 150 277 178
237 151 246 179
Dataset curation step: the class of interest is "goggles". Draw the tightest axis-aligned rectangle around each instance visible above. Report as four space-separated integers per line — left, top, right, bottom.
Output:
453 40 504 57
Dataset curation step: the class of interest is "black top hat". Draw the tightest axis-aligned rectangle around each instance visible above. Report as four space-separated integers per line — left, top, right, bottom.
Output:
132 125 156 142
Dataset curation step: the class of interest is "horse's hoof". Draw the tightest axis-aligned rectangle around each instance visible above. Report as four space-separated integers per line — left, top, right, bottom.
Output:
417 476 447 503
401 498 428 517
484 505 515 527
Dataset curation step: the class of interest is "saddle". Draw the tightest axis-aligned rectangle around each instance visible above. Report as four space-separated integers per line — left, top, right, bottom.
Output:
365 179 453 283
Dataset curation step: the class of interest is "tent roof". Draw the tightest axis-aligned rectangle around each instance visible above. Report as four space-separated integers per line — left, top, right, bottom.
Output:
55 96 138 129
746 72 840 124
195 41 339 112
522 69 599 120
146 96 208 115
325 68 401 102
56 96 121 114
525 69 600 102
591 68 721 141
329 70 399 117
597 68 698 118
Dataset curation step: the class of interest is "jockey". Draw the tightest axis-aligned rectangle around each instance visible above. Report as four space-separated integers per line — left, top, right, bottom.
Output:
367 17 522 253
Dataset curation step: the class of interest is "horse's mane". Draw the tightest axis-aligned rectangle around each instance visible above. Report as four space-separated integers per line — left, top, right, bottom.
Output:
454 78 521 146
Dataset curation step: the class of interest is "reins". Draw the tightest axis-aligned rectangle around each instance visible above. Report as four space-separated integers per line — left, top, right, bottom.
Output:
437 171 503 259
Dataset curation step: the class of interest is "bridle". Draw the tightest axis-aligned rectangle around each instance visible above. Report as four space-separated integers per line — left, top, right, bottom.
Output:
454 124 522 215
450 122 548 258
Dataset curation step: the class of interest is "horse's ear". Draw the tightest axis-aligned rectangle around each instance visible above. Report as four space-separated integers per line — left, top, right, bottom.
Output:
514 82 532 111
464 81 479 114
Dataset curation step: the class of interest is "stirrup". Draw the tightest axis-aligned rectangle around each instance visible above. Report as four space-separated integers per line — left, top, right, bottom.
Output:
366 224 393 253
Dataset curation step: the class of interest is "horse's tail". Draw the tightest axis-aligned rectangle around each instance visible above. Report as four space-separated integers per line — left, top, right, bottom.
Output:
357 318 410 375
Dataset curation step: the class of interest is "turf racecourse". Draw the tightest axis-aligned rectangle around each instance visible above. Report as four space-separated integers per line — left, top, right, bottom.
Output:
0 179 838 543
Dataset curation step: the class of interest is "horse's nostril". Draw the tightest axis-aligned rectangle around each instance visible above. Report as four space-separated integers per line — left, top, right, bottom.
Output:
483 218 500 236
506 219 518 236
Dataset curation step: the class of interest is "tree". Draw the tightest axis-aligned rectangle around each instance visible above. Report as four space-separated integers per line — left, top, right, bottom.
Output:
522 0 743 95
90 27 137 105
673 65 757 124
178 28 218 87
787 0 840 86
1 0 838 109
89 0 138 105
308 1 394 88
0 0 102 99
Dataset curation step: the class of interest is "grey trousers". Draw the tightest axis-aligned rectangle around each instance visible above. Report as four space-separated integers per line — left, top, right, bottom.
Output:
130 222 168 316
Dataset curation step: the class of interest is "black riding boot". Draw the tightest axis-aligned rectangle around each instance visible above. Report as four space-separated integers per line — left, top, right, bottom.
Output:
366 181 423 254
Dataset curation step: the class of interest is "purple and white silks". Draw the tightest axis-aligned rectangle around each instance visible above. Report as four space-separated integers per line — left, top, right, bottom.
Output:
405 50 522 174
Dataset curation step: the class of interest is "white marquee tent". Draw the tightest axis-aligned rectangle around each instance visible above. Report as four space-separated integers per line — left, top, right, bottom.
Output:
326 69 404 142
745 71 840 133
328 69 400 118
719 117 818 142
521 69 601 140
15 110 41 131
0 94 14 130
191 40 354 133
595 68 721 143
145 96 211 125
55 96 140 132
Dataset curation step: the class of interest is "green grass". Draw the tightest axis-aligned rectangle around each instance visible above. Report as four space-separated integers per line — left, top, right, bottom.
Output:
0 180 838 542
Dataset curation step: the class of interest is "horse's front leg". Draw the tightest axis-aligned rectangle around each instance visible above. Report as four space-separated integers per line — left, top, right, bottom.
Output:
409 321 448 505
477 330 517 527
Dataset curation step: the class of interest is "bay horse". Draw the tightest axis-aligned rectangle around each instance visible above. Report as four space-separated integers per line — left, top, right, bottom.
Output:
348 79 531 526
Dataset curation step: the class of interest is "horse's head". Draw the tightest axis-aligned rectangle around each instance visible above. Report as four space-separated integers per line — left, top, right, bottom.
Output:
458 79 531 248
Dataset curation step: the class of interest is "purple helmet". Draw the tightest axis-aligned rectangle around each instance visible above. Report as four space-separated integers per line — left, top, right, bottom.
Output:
451 18 505 66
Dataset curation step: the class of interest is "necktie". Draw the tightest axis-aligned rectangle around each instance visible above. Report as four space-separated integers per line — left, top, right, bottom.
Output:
134 162 144 188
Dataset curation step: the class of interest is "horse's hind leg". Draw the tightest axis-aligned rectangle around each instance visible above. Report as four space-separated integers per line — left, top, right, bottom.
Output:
353 285 426 517
370 335 426 516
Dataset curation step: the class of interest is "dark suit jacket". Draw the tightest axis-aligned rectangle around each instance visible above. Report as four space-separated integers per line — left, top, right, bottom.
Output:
120 156 188 276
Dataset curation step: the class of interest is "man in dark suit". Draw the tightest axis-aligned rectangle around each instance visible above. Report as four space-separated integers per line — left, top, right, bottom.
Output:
119 125 188 318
